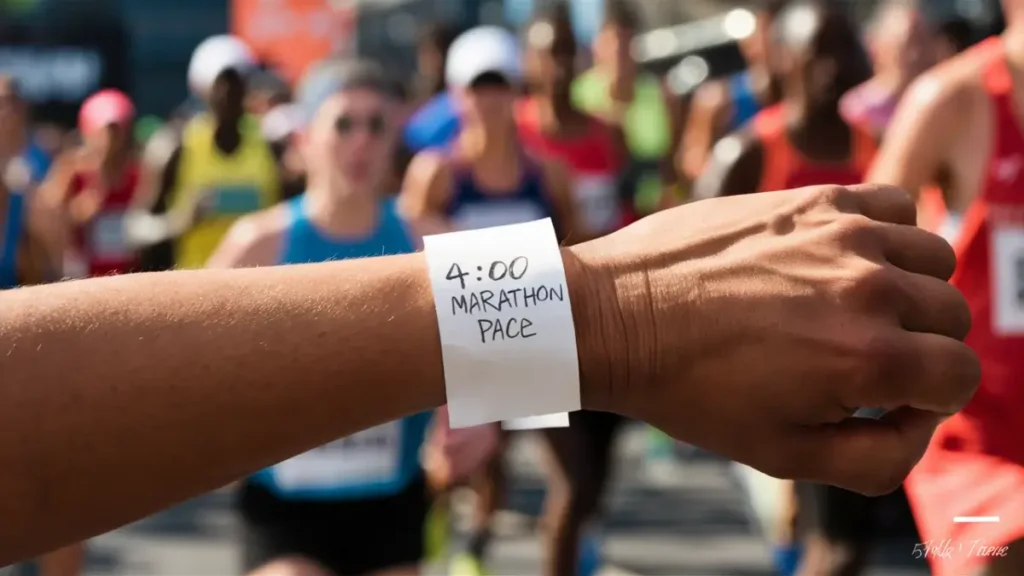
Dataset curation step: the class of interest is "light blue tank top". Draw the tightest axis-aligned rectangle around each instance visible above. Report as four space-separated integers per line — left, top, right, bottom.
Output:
248 195 432 501
0 192 26 290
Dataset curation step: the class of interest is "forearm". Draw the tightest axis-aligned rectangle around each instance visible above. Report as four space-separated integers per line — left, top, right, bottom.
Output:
0 248 610 563
0 255 445 562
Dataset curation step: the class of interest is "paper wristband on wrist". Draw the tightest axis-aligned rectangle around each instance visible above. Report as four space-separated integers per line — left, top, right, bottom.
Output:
422 218 581 430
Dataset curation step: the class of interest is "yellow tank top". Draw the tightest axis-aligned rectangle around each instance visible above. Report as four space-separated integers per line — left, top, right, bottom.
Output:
170 114 279 269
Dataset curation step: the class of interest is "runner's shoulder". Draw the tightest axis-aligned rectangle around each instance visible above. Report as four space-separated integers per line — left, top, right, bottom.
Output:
214 203 291 267
901 45 994 123
142 124 185 169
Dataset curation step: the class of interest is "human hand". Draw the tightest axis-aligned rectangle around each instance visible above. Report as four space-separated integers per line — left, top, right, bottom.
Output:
567 184 979 495
423 406 500 492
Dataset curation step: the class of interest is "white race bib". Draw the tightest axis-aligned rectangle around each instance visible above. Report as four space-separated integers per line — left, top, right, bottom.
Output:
990 210 1024 335
453 202 548 231
271 421 402 491
574 173 619 234
89 211 130 260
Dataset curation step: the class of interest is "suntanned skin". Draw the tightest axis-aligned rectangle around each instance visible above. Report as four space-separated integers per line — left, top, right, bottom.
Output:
0 182 981 566
867 1 1024 573
694 0 872 200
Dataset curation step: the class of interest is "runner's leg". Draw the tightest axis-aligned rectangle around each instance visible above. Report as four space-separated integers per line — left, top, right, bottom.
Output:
795 483 875 576
461 431 509 568
539 411 621 576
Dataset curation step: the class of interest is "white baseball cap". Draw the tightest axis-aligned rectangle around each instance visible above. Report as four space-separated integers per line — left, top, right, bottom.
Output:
445 26 522 88
188 35 257 95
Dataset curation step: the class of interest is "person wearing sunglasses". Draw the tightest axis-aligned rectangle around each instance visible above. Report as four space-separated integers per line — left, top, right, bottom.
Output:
206 58 498 576
399 25 581 576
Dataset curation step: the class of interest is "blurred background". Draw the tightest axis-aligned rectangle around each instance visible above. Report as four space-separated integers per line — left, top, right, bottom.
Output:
0 0 1008 574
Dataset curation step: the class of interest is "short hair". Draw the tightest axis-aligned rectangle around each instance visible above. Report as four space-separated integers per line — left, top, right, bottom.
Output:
937 18 973 54
295 59 399 122
603 0 641 31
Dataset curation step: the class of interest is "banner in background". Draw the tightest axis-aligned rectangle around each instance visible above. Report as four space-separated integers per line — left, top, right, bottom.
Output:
232 0 358 84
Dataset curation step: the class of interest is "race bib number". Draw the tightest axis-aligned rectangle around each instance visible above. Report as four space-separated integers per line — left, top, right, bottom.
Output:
271 421 402 491
991 217 1024 335
89 211 130 259
210 185 262 215
454 202 548 231
574 174 620 234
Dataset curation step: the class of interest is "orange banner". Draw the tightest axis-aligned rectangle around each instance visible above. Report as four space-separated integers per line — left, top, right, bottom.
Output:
232 0 357 84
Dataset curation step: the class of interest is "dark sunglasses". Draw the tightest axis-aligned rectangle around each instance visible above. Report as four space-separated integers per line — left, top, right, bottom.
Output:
469 72 512 90
334 113 387 137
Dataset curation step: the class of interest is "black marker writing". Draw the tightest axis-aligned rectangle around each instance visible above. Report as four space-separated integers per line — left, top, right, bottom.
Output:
477 317 537 343
450 284 565 316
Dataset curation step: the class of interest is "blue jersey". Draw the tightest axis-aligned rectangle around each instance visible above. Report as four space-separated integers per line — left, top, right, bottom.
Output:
728 71 761 131
247 195 433 501
444 153 554 230
404 93 460 153
0 191 26 290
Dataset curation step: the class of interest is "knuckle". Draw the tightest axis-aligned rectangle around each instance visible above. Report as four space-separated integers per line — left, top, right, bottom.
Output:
859 331 912 397
858 466 908 497
841 262 897 310
814 185 856 212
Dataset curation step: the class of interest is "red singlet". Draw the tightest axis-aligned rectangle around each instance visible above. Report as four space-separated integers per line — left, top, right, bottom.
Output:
907 37 1024 576
69 163 141 276
515 98 626 235
753 104 877 192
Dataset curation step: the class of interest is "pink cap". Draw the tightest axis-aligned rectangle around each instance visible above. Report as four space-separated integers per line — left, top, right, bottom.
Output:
78 89 136 135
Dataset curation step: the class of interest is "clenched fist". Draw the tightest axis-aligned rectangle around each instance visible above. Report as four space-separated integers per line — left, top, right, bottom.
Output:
568 184 979 496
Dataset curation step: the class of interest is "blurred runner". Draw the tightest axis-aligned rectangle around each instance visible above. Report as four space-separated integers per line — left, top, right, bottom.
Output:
399 26 580 576
126 35 280 270
0 76 51 196
207 58 497 576
403 23 462 154
679 0 785 183
868 0 1024 573
0 75 58 289
573 0 679 216
515 7 626 576
38 89 142 279
840 0 936 138
695 3 874 575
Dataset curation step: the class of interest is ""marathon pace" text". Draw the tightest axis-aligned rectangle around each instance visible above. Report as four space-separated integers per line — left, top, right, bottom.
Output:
451 284 565 344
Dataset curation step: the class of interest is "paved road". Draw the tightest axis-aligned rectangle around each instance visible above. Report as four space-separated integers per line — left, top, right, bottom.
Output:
9 426 932 576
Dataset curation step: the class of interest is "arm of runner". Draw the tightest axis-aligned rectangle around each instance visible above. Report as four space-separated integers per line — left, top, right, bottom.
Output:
539 158 586 243
123 127 193 248
0 250 597 563
692 132 764 200
0 184 981 562
30 153 77 271
865 72 967 196
396 150 456 228
679 80 731 183
205 209 286 269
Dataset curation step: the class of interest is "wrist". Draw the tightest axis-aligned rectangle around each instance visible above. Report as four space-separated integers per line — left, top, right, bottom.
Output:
561 245 628 414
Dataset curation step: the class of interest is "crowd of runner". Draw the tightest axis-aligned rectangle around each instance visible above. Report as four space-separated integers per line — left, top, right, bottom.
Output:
0 0 1021 575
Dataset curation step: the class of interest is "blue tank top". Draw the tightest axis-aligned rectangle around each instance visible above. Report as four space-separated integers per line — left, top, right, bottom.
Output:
729 72 761 130
248 195 432 501
444 153 554 230
0 192 26 290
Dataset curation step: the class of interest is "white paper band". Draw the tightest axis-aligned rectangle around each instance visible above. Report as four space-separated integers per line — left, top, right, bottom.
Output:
423 218 581 429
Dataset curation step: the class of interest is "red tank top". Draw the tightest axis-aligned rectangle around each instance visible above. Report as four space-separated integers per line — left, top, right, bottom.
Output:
69 163 141 276
515 98 626 234
753 104 877 192
928 37 1024 459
